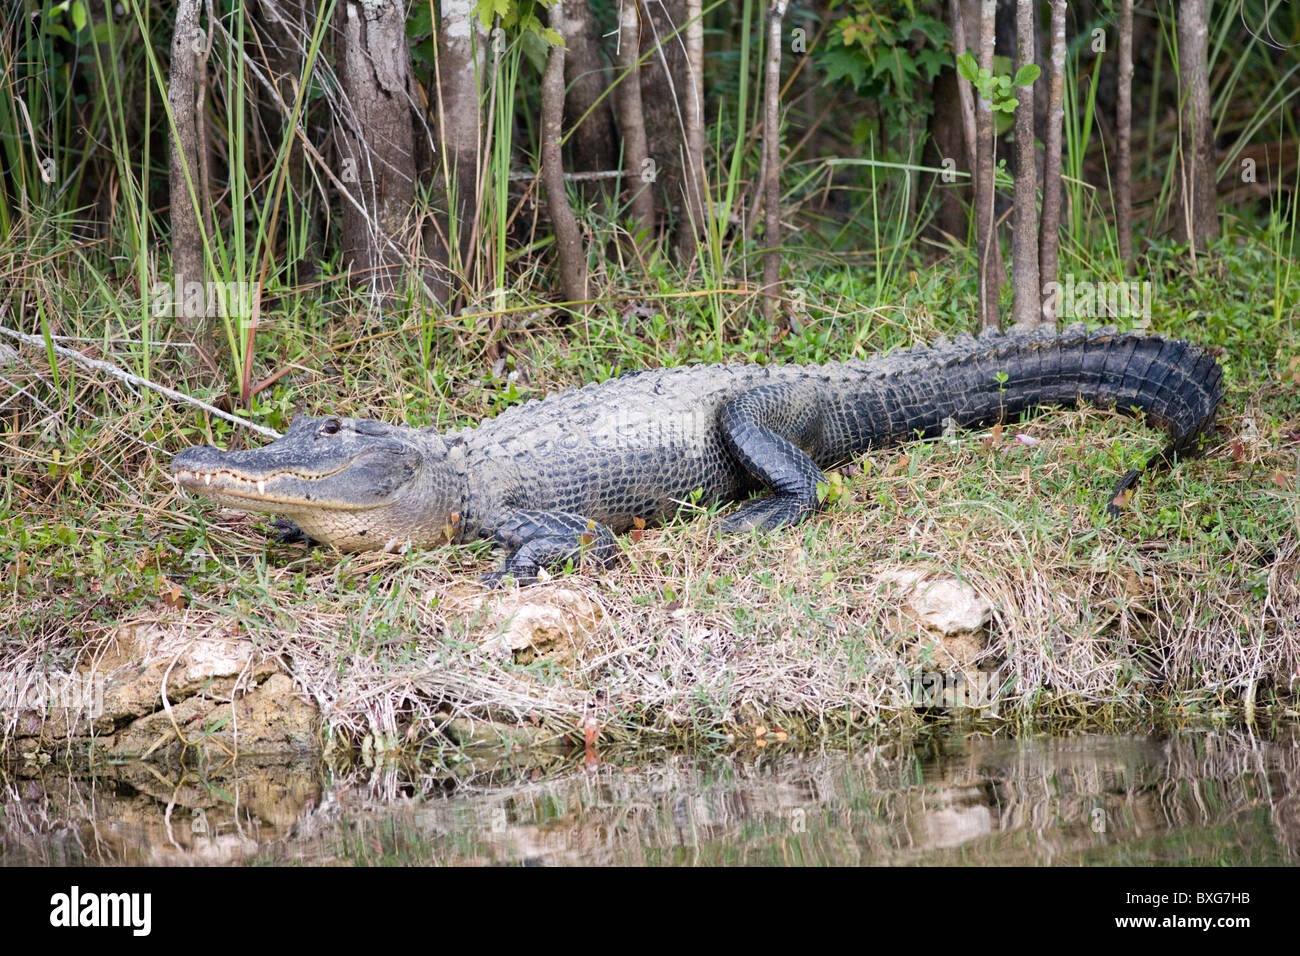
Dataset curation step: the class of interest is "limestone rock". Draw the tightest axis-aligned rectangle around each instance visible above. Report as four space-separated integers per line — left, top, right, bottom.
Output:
438 586 602 666
10 620 318 759
878 570 993 635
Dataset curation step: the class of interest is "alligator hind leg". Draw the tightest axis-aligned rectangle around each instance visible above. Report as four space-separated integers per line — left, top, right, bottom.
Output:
718 383 827 533
479 509 618 586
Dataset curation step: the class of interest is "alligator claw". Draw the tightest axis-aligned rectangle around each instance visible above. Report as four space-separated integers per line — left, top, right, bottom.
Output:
269 519 317 546
478 569 536 589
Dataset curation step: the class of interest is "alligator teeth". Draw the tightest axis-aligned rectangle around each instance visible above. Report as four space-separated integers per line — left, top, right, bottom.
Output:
204 474 211 485
257 480 266 494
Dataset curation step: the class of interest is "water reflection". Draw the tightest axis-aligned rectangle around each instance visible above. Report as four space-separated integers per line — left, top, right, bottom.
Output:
3 729 1297 865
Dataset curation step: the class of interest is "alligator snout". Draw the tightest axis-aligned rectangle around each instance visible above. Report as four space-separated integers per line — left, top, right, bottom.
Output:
172 445 224 474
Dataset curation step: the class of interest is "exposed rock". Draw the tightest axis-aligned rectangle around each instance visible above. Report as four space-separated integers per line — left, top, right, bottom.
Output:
878 569 995 679
437 713 569 749
102 672 318 759
9 620 318 760
878 570 993 635
437 585 602 667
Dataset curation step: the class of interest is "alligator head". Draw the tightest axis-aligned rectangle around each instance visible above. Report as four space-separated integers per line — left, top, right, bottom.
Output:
171 415 467 551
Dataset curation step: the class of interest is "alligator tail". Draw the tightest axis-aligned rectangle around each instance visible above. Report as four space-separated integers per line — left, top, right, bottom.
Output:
977 324 1221 514
848 323 1224 514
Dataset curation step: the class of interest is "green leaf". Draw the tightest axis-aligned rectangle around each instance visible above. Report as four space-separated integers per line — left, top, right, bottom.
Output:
915 47 949 82
956 52 977 82
1013 63 1040 86
411 37 436 69
408 3 433 35
70 0 87 31
475 0 511 30
820 46 868 90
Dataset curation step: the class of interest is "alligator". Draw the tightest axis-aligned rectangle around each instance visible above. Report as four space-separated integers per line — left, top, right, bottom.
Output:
171 323 1223 585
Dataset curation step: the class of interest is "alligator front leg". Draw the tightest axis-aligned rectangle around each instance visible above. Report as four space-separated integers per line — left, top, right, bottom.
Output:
479 509 618 586
269 518 318 546
718 382 828 533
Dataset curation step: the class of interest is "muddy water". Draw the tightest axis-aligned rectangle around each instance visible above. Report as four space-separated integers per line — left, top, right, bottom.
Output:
3 729 1297 866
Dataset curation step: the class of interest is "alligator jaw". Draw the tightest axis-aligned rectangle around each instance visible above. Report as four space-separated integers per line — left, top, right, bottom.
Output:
171 460 367 511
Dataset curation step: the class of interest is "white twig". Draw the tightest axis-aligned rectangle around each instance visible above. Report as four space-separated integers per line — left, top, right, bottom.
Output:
0 325 282 441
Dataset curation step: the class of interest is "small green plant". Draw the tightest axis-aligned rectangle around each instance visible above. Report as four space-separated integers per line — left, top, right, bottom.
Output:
817 4 951 146
956 52 1040 118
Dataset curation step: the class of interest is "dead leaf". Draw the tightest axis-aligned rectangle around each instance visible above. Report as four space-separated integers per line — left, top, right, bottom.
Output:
159 582 187 609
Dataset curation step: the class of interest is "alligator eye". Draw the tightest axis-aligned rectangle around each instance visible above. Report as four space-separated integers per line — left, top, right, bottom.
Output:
319 418 342 437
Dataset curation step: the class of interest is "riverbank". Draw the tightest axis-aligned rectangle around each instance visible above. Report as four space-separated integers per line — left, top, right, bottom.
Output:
5 395 1297 763
3 234 1298 761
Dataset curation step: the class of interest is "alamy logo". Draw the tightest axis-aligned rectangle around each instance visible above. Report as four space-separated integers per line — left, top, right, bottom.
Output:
1 673 104 718
150 279 256 319
49 886 151 936
1043 274 1153 322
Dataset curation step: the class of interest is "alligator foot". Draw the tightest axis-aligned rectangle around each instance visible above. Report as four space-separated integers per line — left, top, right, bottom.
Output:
478 568 537 588
1106 441 1181 516
1106 469 1143 516
268 518 318 546
717 382 827 533
720 495 819 534
479 509 618 587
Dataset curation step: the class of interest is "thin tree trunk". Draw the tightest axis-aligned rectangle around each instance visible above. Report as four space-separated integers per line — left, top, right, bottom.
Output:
562 0 617 179
639 0 689 243
616 0 655 245
168 0 220 380
541 3 587 312
1173 0 1219 250
948 0 978 174
1010 0 1039 329
1117 0 1134 269
676 0 706 260
434 0 487 293
974 0 999 330
761 0 789 326
1039 0 1067 328
923 66 969 243
336 0 417 301
253 0 322 284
